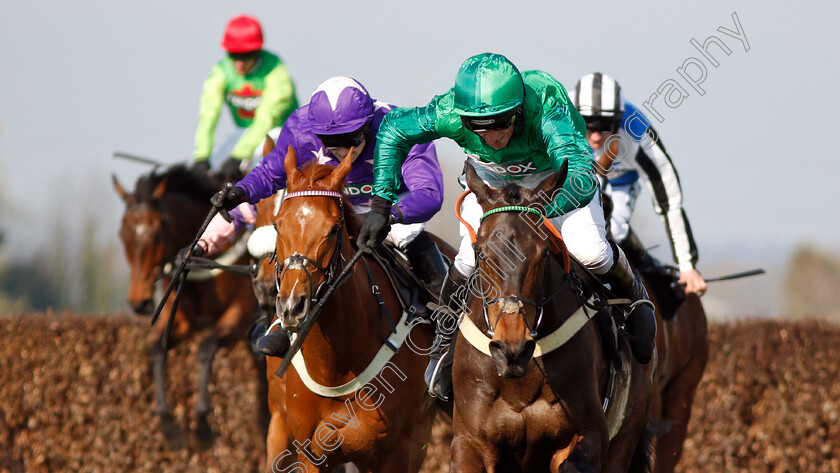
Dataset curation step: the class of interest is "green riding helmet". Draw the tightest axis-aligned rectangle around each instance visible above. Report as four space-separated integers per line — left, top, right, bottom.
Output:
454 53 525 117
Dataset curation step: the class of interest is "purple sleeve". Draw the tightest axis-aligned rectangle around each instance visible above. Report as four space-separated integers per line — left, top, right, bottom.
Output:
235 117 297 203
393 141 443 224
229 203 257 232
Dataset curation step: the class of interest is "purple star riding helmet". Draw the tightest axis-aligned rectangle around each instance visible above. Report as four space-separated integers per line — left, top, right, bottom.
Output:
308 76 375 148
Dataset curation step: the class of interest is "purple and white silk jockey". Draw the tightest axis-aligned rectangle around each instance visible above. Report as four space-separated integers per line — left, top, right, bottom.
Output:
236 76 444 224
199 76 444 256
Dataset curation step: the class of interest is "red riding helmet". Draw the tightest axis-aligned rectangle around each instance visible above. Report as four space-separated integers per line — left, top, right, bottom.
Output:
221 15 263 53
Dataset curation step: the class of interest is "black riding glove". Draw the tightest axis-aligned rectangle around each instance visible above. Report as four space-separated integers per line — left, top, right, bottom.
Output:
174 243 205 268
358 196 393 251
192 160 210 175
220 157 244 180
211 185 248 211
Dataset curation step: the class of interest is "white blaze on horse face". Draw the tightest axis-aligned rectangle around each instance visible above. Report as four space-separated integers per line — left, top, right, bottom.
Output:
298 203 313 228
135 223 151 239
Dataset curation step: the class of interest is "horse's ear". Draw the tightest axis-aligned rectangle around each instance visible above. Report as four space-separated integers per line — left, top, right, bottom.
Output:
112 174 128 201
284 145 301 185
262 135 276 158
152 179 167 200
534 159 569 198
465 160 491 202
324 146 354 190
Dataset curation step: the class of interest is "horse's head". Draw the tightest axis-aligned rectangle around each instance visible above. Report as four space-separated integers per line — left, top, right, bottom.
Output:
113 173 169 315
464 159 569 377
246 136 282 312
249 194 282 311
273 145 354 330
113 166 219 315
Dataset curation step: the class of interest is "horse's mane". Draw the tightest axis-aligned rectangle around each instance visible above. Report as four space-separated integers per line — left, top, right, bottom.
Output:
500 182 524 204
135 164 221 201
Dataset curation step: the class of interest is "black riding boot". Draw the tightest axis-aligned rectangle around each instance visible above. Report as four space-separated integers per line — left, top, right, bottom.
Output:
404 231 449 298
255 325 291 357
424 264 468 400
600 246 657 364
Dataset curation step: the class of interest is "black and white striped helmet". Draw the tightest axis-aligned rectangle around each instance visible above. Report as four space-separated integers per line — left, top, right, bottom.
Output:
572 72 624 119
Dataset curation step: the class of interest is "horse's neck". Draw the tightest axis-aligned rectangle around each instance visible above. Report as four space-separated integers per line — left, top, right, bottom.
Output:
164 193 210 245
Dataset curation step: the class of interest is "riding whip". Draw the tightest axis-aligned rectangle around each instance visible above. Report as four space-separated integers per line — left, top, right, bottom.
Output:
274 248 366 378
150 182 233 326
112 151 167 167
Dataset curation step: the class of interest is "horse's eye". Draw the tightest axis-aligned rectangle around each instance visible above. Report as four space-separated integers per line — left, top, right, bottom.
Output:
330 225 341 236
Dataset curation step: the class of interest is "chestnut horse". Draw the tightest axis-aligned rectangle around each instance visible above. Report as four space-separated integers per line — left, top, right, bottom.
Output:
448 161 656 472
264 146 442 472
113 166 264 445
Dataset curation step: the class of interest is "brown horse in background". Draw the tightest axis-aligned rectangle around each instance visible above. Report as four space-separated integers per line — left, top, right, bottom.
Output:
264 146 441 472
648 291 708 472
113 166 264 446
449 161 656 472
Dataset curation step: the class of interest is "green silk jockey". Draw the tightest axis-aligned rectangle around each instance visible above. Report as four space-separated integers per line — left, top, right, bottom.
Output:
357 53 658 400
192 14 298 178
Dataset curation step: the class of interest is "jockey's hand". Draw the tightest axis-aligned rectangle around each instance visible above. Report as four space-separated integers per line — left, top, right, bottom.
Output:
358 196 393 252
680 269 707 296
211 185 248 211
174 243 205 268
192 160 210 175
220 157 244 180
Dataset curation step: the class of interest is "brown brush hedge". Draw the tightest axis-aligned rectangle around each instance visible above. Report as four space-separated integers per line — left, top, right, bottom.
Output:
1 313 837 473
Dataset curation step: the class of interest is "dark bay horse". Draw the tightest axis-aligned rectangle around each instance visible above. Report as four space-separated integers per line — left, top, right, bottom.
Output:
647 288 708 472
265 146 440 472
113 165 263 445
449 161 656 472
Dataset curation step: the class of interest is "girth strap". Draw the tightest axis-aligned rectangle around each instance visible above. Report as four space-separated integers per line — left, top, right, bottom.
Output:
289 309 414 397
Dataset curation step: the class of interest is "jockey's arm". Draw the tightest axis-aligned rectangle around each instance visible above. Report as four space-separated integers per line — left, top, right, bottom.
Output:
635 139 700 275
540 106 598 217
373 101 442 205
193 66 226 160
393 141 444 224
198 204 256 257
235 124 298 203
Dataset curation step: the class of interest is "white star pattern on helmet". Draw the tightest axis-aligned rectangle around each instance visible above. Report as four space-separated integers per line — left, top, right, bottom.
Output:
312 148 334 165
311 76 366 111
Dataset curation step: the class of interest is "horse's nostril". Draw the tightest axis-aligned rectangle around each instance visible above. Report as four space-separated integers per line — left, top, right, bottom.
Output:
521 339 536 360
132 299 154 316
292 295 307 316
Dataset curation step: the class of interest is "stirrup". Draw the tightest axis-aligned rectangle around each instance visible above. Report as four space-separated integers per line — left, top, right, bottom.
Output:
425 356 450 401
629 298 655 312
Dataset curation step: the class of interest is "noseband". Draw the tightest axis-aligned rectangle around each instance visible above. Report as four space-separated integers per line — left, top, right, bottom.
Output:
274 190 346 306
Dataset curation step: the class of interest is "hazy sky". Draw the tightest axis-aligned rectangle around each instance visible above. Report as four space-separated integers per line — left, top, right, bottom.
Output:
1 0 837 269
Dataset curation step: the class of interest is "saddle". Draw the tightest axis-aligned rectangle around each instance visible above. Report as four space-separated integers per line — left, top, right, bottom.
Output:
366 242 436 323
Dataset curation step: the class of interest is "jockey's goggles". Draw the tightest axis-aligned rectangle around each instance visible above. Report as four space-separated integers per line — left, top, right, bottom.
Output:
584 116 619 134
460 107 519 133
316 124 369 150
228 50 260 61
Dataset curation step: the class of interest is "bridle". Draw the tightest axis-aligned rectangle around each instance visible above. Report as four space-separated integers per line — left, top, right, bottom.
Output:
456 191 573 338
273 190 347 309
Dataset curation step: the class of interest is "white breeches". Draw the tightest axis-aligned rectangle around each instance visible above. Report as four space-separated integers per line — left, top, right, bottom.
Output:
453 181 614 278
